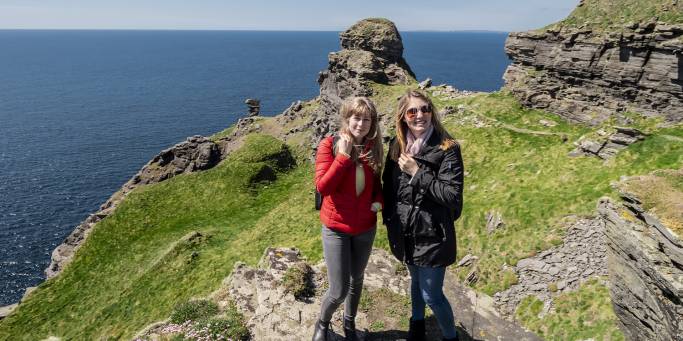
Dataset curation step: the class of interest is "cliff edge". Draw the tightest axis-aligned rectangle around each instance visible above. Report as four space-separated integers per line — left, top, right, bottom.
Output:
504 0 683 125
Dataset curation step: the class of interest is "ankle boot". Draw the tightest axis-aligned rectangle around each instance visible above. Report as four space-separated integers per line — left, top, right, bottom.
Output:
407 318 425 341
343 317 357 341
311 319 329 341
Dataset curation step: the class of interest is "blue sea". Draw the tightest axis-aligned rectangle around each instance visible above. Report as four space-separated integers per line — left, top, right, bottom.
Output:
0 30 510 305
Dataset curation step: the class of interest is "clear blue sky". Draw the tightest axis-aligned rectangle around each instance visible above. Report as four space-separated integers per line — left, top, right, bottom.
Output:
0 0 581 31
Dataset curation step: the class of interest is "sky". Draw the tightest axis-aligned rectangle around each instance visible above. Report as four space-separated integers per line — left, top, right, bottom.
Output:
0 0 581 32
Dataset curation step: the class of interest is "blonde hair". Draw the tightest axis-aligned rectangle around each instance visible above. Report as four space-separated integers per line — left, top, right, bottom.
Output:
336 97 384 174
389 90 456 161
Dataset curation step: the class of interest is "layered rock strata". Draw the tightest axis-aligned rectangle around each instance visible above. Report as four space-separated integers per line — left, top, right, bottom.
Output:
599 191 683 340
494 216 609 319
569 126 648 159
504 22 683 125
315 18 415 142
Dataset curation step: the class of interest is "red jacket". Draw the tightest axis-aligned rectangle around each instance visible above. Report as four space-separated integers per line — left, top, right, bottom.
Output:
315 136 383 235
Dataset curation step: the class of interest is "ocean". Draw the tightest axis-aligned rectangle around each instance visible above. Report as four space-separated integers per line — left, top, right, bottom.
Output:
0 30 510 305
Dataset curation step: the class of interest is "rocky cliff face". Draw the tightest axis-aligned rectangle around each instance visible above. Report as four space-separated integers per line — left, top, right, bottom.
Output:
598 171 683 341
45 136 224 278
504 22 683 125
43 18 413 281
315 18 415 142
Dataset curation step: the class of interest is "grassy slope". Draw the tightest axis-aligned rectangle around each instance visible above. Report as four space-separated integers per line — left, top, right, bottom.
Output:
0 134 324 340
1 85 681 340
516 278 624 340
546 0 683 31
428 90 681 340
423 91 682 296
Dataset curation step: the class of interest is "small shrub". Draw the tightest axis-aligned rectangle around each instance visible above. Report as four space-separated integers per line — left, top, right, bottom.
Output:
282 262 314 300
393 262 408 276
190 312 250 341
548 282 558 293
170 300 219 324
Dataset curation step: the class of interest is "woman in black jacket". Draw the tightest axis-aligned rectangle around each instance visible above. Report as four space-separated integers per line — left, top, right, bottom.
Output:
382 90 464 341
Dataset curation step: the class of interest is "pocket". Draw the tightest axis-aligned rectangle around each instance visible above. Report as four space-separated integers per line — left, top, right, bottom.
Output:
414 211 443 242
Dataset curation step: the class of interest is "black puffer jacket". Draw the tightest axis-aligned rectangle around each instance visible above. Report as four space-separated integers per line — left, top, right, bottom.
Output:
382 132 464 267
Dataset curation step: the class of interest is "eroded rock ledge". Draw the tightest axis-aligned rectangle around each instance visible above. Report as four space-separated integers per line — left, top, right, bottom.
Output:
45 136 225 279
201 247 541 341
504 23 683 125
599 182 683 340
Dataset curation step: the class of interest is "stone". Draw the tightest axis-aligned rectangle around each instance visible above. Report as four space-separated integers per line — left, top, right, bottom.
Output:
136 247 545 341
486 210 506 234
339 18 404 63
418 78 432 89
539 119 557 127
245 98 260 116
457 253 478 267
0 304 17 320
316 18 415 144
495 217 609 319
599 190 683 340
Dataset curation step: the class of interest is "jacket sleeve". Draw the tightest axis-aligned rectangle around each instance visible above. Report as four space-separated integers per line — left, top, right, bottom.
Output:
410 143 464 219
372 173 384 209
381 152 396 224
315 136 353 196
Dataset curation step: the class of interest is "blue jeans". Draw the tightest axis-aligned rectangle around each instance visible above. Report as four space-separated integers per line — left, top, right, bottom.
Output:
407 264 457 339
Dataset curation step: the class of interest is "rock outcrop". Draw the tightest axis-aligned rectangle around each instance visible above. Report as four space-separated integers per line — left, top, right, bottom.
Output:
494 216 609 319
599 174 683 341
569 126 648 159
315 18 415 142
183 247 542 341
504 23 683 125
43 17 416 281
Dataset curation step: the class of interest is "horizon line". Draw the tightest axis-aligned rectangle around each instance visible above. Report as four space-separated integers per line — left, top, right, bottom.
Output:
0 28 511 33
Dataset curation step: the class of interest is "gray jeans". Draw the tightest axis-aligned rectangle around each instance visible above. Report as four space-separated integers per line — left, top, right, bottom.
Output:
319 225 376 322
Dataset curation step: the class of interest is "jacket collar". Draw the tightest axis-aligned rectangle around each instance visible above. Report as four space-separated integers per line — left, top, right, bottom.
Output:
412 131 442 165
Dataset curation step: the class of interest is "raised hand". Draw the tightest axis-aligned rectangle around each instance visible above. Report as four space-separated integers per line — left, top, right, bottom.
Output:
336 132 354 156
398 153 419 176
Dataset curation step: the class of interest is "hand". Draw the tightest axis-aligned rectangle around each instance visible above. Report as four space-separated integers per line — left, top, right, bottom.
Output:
336 133 353 156
370 202 382 212
398 153 419 176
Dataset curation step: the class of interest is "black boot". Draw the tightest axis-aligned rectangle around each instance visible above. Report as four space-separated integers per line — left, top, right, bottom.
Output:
443 335 459 341
407 318 425 341
343 316 358 341
312 319 329 341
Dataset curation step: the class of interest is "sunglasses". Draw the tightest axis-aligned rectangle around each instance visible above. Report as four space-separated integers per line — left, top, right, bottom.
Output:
405 105 432 120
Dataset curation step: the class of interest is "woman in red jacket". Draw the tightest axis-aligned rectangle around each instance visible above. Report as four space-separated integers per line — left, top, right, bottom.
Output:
312 97 384 341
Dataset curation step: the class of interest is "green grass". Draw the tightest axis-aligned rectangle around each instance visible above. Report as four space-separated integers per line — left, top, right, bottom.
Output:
619 168 683 236
169 300 219 324
358 288 412 331
208 125 235 141
516 278 625 341
2 85 681 340
0 134 324 340
546 0 683 31
431 91 683 296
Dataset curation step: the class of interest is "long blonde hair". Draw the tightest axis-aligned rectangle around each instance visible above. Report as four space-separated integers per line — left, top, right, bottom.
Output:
389 90 456 161
336 97 384 174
